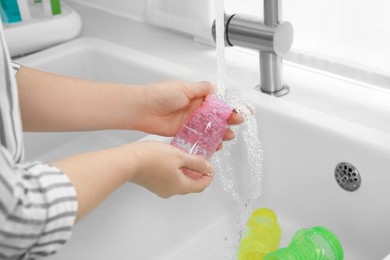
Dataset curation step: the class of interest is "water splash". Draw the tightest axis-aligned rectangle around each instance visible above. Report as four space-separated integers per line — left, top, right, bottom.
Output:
214 96 263 230
214 0 227 99
213 0 264 257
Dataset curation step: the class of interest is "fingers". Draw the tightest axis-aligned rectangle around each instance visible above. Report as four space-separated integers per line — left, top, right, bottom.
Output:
222 110 244 141
196 81 216 96
223 128 235 141
182 154 214 177
227 110 245 125
185 81 215 99
180 154 215 193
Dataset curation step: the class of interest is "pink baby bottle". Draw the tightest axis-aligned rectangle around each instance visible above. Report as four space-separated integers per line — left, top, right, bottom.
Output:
171 94 232 176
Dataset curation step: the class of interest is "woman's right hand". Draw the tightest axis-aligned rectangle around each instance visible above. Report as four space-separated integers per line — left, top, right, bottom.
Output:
122 141 215 198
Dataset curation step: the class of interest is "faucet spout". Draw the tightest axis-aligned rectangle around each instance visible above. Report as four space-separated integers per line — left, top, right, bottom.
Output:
212 0 293 97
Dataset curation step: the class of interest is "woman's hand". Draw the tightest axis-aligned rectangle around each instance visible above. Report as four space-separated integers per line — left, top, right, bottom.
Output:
136 80 244 143
52 139 215 220
17 66 243 140
123 140 214 198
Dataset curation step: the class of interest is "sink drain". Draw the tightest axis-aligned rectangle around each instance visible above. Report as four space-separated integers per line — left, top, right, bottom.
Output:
335 162 361 192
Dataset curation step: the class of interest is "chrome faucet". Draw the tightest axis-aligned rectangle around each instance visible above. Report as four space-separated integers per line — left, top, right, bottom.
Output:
212 0 293 96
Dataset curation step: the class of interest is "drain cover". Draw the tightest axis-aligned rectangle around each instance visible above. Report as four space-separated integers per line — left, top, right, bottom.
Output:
335 162 361 192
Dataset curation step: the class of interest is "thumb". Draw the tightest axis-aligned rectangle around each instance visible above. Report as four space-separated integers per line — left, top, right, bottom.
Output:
182 154 214 176
181 154 215 193
187 81 215 99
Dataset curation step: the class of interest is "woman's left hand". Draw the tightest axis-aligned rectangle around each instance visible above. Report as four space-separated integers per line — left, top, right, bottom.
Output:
136 80 244 144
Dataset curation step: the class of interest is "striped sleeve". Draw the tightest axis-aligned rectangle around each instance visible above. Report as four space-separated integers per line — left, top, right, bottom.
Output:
0 146 78 259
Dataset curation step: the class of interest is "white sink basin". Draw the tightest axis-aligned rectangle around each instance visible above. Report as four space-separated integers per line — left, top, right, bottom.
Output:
17 37 207 84
16 37 390 259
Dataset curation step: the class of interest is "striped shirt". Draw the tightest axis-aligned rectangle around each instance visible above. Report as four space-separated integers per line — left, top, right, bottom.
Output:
0 25 78 259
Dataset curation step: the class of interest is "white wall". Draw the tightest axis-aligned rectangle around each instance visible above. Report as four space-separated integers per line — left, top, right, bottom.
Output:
224 0 390 77
71 0 147 21
145 0 215 44
70 0 215 43
70 0 390 78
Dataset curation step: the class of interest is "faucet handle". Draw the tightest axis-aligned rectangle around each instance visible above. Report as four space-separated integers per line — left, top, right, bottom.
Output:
224 14 293 56
273 21 294 55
